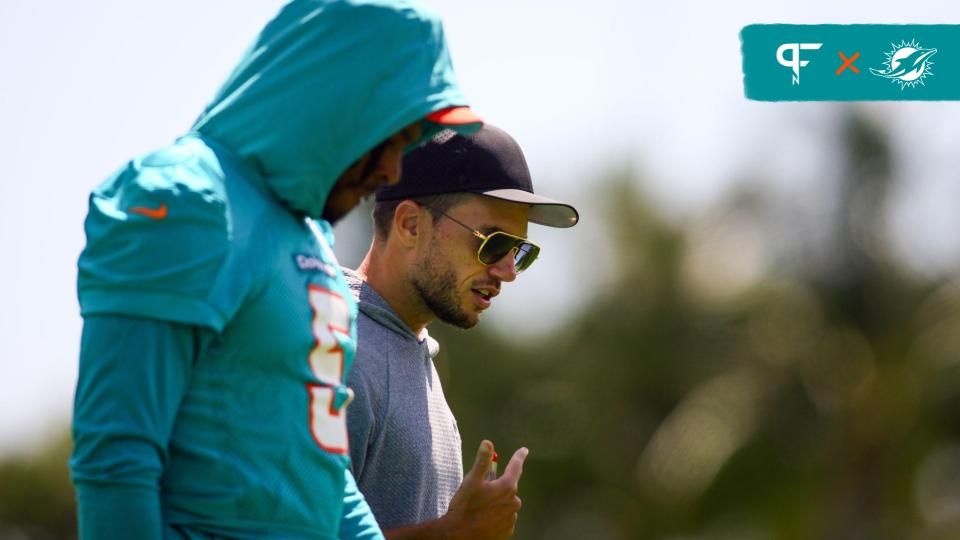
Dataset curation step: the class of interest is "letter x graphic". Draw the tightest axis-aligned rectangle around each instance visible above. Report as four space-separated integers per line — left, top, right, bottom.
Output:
836 51 860 75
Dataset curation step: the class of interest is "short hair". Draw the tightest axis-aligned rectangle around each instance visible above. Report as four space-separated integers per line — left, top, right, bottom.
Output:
372 192 473 241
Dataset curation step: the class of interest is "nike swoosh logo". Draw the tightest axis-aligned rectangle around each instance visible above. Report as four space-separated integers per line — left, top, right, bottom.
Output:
129 203 168 220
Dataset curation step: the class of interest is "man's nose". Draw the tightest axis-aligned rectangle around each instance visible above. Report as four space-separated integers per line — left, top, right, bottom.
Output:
379 151 403 186
488 251 518 283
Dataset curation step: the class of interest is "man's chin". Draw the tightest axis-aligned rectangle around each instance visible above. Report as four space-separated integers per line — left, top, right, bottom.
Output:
322 190 371 225
438 309 479 330
321 205 347 225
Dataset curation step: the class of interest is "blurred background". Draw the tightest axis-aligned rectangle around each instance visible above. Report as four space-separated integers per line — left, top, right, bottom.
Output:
3 1 960 539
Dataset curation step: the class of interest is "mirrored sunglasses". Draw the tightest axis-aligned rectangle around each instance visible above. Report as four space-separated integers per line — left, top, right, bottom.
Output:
423 205 541 273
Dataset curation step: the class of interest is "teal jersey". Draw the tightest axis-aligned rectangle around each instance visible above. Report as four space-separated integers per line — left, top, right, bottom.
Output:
78 137 361 537
72 0 473 537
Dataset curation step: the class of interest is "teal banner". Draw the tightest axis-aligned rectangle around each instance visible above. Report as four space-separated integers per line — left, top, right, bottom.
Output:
741 24 960 101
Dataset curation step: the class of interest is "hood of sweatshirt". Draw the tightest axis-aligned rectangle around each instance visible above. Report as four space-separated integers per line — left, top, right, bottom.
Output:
191 0 472 218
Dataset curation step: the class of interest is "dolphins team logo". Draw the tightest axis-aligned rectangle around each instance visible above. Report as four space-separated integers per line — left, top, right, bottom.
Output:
870 39 937 89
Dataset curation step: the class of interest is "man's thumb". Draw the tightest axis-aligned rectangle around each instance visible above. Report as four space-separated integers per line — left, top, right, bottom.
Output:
466 440 495 481
500 447 529 486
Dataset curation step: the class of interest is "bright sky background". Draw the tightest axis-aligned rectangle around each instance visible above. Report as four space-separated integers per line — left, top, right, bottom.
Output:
2 0 959 455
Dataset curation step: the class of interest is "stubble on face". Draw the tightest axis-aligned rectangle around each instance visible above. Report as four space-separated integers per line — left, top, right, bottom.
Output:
322 157 375 225
321 123 423 224
411 243 478 329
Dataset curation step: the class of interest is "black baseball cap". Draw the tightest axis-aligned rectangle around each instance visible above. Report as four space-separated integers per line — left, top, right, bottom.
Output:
376 124 579 228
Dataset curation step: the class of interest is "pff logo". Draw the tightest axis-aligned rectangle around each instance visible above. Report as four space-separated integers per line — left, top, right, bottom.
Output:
777 42 823 85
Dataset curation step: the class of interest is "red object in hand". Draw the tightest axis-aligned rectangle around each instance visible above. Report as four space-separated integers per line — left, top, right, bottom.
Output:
486 452 499 480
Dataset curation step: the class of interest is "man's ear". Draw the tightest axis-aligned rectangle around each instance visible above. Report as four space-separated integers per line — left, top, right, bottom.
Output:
392 200 425 248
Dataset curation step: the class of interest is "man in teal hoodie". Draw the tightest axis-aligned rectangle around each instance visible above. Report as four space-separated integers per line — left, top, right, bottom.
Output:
71 1 480 538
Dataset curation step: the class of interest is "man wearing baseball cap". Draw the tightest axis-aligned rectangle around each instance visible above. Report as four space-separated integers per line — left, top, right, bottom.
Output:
344 124 578 538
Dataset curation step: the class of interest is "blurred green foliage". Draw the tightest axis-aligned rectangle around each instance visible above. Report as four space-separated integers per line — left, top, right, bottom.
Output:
433 111 960 540
0 433 75 539
4 111 960 539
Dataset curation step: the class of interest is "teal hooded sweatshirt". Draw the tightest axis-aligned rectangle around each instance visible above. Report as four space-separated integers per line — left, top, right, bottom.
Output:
72 1 475 538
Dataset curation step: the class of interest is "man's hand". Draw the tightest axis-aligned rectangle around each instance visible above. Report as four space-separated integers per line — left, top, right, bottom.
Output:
441 440 528 540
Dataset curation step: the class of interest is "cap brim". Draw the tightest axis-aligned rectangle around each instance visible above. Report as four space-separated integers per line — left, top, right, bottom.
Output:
425 106 483 135
480 188 579 228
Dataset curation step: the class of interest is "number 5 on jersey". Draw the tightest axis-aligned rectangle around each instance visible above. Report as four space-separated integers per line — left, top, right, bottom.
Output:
307 285 353 453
